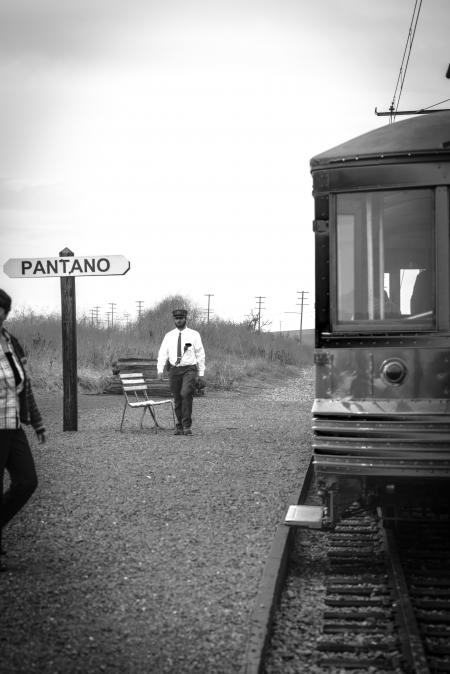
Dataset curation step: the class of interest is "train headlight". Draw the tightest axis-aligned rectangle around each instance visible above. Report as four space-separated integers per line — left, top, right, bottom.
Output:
380 358 408 386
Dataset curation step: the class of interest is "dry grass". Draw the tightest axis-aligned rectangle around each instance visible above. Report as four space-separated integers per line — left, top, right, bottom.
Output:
7 296 313 393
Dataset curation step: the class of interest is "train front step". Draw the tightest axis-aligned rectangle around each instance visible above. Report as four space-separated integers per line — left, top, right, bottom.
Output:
284 505 326 528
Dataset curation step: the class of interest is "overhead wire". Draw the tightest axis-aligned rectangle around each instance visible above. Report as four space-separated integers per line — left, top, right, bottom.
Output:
422 97 450 110
389 0 423 122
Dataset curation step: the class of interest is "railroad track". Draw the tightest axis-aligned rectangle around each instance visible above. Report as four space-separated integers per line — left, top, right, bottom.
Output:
385 518 450 673
317 508 402 671
243 464 450 673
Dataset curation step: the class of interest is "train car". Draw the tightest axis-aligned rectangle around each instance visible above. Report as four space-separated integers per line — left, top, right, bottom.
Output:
310 111 450 525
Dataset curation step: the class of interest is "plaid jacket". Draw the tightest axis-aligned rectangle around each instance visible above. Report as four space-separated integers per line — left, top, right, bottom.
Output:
0 329 45 434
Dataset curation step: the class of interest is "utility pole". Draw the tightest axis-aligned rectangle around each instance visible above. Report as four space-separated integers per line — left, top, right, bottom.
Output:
285 291 308 342
109 302 116 328
204 294 214 323
255 296 266 333
136 300 144 320
296 290 308 344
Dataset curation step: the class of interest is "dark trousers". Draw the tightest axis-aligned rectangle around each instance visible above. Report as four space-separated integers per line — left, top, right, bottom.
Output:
169 366 197 429
0 429 38 541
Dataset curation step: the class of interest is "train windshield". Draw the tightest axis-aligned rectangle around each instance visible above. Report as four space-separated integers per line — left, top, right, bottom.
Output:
335 189 435 329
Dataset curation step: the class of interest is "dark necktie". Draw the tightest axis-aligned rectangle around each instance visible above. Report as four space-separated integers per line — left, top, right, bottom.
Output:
176 332 182 363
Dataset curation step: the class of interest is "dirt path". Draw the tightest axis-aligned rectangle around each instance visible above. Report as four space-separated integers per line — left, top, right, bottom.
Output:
1 371 314 674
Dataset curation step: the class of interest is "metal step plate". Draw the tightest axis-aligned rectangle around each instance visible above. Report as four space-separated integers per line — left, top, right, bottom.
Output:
285 505 325 528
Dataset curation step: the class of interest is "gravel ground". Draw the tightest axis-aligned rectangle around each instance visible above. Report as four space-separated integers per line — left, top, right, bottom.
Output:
1 368 314 674
263 529 329 674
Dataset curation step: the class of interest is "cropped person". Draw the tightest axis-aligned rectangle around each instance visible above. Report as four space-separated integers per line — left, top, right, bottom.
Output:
0 289 46 571
157 308 205 436
410 269 433 315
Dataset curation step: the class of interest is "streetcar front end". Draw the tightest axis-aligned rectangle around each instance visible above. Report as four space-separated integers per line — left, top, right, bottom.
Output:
311 112 450 525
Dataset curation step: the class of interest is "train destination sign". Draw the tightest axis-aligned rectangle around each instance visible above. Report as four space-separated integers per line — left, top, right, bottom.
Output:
3 255 130 278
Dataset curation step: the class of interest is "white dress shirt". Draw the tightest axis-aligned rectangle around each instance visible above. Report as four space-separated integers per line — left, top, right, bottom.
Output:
157 327 205 376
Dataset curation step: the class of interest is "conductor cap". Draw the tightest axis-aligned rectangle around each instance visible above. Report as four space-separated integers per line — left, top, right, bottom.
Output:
172 308 188 318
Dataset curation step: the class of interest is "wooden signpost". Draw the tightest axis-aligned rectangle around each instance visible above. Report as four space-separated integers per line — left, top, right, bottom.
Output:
3 248 130 431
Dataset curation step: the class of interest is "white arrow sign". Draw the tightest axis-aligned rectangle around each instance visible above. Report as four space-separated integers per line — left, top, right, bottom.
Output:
3 255 130 278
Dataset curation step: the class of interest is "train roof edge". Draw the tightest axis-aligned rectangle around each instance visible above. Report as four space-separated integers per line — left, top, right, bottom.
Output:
310 111 450 169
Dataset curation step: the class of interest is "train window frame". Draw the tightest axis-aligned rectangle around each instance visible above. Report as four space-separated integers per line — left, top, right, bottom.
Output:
329 187 439 333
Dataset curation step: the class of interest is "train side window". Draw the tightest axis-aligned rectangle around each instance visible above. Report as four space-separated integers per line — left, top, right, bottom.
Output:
335 189 435 330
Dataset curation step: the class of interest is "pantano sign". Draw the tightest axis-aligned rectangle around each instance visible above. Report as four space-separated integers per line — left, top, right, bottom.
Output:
3 255 130 278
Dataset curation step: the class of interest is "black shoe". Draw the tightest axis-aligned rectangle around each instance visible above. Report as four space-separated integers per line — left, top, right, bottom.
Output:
174 428 184 435
183 429 192 436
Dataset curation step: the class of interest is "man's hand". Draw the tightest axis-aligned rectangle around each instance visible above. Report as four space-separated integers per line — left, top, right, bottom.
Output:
36 430 47 444
158 373 164 381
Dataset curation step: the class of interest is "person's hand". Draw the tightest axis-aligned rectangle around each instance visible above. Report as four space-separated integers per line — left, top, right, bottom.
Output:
158 373 164 381
36 430 47 444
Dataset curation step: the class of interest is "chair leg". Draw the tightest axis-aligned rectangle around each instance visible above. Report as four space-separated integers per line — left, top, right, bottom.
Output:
148 406 159 431
140 406 158 431
139 407 147 429
120 402 127 431
152 409 158 434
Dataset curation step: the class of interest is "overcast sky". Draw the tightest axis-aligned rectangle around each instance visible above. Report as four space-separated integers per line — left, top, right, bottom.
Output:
1 0 449 330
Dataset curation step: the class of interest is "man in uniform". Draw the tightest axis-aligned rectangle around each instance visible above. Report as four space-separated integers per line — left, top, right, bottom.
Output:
157 309 205 435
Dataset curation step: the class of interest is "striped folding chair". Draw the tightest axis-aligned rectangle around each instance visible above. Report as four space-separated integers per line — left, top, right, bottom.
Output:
119 372 175 432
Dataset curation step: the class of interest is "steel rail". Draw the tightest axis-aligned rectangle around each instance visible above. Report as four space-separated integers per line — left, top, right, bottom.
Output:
241 458 315 674
381 521 430 674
